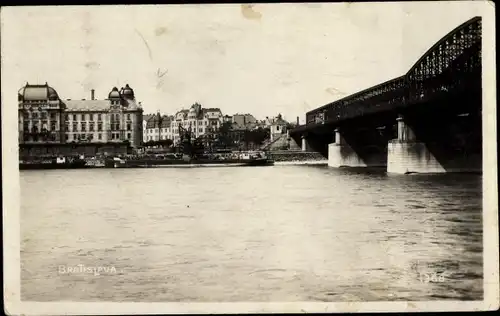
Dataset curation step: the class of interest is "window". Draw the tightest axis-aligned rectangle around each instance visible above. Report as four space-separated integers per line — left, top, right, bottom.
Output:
72 122 78 132
73 114 77 121
199 128 202 132
33 112 39 119
81 122 87 132
88 134 93 140
116 123 120 130
97 122 103 131
98 133 102 140
64 114 69 121
98 114 102 121
65 134 69 141
50 112 56 119
127 114 131 120
65 122 70 131
50 121 57 131
127 133 131 139
127 123 131 131
41 112 47 119
89 122 95 132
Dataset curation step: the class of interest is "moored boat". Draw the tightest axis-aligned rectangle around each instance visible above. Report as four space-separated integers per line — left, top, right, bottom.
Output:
105 124 275 168
19 156 87 170
104 152 274 168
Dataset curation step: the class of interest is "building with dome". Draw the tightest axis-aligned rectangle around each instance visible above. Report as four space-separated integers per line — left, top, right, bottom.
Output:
18 82 144 155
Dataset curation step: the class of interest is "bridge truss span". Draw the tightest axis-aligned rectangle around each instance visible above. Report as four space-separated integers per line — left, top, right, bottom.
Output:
294 16 482 135
406 16 482 106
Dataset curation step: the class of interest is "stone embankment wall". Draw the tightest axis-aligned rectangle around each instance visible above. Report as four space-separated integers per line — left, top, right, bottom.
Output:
268 150 326 162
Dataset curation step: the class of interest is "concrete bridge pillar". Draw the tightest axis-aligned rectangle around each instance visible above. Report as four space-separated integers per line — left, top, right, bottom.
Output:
397 115 416 141
301 135 309 152
334 128 344 145
328 128 369 168
387 114 445 174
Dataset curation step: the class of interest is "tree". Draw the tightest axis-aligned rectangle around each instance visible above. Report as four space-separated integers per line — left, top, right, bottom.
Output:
215 121 234 149
242 127 270 149
157 139 173 147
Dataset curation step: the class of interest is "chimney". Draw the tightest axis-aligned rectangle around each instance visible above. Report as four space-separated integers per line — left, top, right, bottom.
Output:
297 116 299 125
91 89 95 100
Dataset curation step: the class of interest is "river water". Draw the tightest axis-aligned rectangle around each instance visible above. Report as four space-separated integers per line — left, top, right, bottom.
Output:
20 164 483 302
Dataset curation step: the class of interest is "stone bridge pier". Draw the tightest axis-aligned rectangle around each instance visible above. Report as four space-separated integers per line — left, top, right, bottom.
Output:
299 132 332 157
387 110 482 174
327 124 392 168
323 105 481 174
386 114 442 174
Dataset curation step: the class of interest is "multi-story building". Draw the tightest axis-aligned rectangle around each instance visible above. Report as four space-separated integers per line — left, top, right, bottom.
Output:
18 83 66 144
144 113 173 142
171 103 223 145
18 82 144 149
142 114 154 143
231 113 257 129
141 103 224 146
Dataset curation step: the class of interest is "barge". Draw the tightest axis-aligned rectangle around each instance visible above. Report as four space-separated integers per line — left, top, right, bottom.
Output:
105 154 274 168
19 156 87 170
105 124 275 168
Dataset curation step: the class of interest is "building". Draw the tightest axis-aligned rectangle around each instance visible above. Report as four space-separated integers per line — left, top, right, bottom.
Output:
18 82 144 153
231 113 257 129
171 103 223 145
223 115 233 123
144 113 173 142
268 114 288 141
142 114 154 143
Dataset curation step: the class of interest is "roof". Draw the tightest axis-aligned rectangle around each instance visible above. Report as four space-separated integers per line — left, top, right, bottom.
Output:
65 100 111 111
160 115 171 128
146 114 171 129
273 117 287 125
174 109 189 120
19 83 59 101
203 108 222 113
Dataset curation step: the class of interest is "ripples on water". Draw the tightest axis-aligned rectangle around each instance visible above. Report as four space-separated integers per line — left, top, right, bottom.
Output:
20 165 483 302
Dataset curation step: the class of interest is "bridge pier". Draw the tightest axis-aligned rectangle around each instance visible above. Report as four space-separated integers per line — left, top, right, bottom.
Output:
328 128 377 168
301 135 310 152
387 115 446 174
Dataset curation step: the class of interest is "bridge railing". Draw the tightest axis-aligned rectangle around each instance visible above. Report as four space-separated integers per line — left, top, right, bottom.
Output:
305 76 406 125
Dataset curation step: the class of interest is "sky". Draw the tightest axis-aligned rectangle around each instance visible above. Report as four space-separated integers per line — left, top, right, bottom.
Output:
1 2 491 123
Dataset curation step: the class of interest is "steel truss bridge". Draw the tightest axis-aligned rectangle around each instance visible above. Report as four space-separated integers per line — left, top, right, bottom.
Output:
290 16 481 135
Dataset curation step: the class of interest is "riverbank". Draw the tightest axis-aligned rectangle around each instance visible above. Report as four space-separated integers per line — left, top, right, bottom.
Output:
267 150 327 163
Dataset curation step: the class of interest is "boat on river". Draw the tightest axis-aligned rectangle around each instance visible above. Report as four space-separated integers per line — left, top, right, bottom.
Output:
19 156 87 170
104 152 274 168
105 125 274 168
